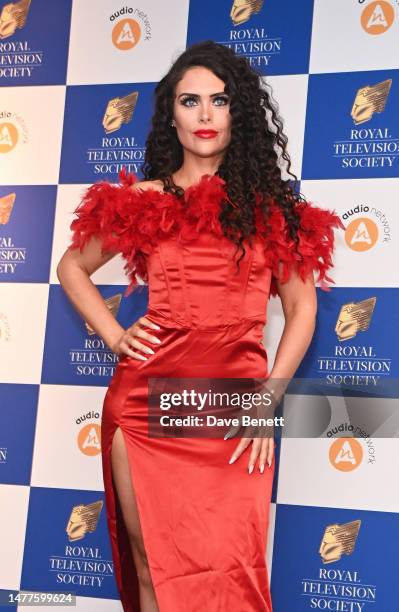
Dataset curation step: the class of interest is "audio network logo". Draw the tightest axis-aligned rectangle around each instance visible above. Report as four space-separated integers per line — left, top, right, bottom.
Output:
360 1 395 35
109 5 152 50
328 432 377 469
0 110 29 153
342 203 391 252
75 410 102 457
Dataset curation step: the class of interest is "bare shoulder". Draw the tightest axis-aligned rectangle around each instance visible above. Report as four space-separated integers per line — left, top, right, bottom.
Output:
129 179 164 193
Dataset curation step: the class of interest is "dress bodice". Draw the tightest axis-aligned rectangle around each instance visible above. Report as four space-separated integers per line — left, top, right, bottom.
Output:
68 168 343 329
145 232 271 329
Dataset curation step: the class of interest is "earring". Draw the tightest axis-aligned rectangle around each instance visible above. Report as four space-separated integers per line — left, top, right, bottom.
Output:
170 120 175 127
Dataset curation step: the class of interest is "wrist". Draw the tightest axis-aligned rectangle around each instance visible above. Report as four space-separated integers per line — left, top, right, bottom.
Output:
105 325 125 353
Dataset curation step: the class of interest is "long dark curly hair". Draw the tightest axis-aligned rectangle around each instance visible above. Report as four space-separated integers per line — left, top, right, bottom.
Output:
141 40 306 266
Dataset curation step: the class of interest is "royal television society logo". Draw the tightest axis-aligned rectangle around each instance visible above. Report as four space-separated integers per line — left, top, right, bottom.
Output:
109 5 152 50
224 1 278 70
342 202 392 252
46 499 114 590
0 191 28 275
318 296 392 386
360 1 395 35
333 78 397 171
70 293 122 378
84 90 144 176
75 411 102 457
301 519 377 608
0 0 45 80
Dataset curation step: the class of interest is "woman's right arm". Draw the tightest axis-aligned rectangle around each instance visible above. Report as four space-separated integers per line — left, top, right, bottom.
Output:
56 237 161 360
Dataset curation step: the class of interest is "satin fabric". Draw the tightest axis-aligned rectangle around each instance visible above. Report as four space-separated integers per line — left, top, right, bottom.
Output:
101 231 275 611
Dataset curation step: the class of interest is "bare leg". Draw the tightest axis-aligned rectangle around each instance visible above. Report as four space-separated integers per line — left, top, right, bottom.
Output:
111 427 160 612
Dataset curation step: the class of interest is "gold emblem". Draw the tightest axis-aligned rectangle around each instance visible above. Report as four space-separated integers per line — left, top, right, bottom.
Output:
230 0 264 26
319 520 361 564
66 500 103 542
0 0 31 39
102 92 139 134
351 79 391 125
0 193 16 225
335 297 376 341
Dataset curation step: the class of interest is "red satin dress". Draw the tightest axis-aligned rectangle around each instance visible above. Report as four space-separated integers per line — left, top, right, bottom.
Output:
68 169 341 611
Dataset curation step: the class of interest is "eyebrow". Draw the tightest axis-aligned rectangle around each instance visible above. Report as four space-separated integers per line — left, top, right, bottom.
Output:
177 91 228 98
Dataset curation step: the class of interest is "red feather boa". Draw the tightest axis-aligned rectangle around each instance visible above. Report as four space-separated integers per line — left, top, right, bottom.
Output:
69 168 343 297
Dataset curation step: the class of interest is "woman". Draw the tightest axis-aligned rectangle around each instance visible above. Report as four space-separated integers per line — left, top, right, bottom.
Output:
57 41 341 612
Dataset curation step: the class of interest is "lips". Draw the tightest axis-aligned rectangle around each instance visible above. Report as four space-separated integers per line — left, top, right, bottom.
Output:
193 130 218 139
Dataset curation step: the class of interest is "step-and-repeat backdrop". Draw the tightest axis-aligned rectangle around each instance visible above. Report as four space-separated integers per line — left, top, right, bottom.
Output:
1 1 398 610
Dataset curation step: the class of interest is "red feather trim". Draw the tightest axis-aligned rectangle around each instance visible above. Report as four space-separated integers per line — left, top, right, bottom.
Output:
69 169 343 297
257 200 344 297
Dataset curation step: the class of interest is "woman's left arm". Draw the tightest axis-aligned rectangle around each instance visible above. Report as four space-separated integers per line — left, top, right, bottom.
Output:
269 270 317 382
227 271 318 474
227 199 342 473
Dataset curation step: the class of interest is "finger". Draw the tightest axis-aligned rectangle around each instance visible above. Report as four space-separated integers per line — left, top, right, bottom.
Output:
247 438 262 474
120 344 147 360
224 422 242 440
228 437 252 464
267 437 275 468
132 325 162 346
258 439 269 474
127 335 156 355
139 316 161 330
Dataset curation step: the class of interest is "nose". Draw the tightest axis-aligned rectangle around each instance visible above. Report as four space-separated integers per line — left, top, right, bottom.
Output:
199 100 211 123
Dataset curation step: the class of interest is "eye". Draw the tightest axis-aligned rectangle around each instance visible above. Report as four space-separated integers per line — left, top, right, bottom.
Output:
180 95 198 107
213 95 229 106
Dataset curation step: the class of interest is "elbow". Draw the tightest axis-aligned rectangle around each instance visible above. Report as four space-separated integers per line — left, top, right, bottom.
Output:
56 257 65 284
285 297 317 325
56 249 82 285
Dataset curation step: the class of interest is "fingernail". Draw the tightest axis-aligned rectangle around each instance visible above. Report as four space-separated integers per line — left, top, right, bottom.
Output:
153 325 161 330
154 338 162 344
268 459 271 468
224 432 230 440
145 347 155 354
229 455 236 464
260 464 265 474
248 464 254 475
138 355 147 360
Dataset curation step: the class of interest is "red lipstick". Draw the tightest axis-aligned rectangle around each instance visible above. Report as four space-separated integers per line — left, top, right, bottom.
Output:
193 129 218 139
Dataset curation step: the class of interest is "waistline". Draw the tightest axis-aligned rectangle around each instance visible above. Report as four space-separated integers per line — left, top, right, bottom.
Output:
143 308 266 332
